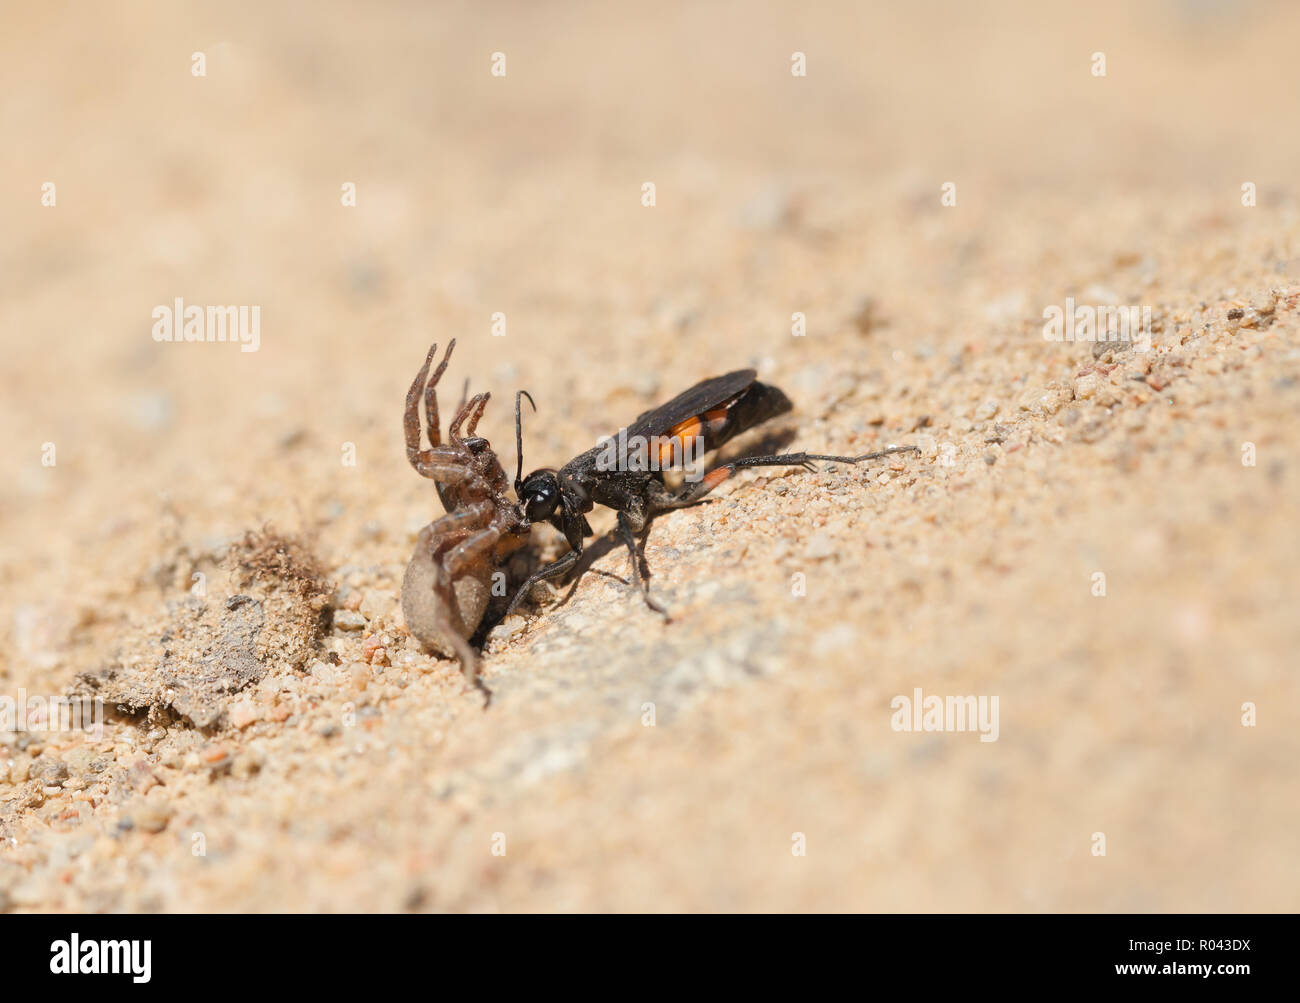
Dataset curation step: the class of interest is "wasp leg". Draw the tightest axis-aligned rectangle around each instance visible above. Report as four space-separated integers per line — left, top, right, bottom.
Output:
729 444 919 471
616 510 668 617
650 444 919 511
505 549 581 618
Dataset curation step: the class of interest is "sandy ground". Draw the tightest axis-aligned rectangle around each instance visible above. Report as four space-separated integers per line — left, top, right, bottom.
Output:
2 0 1299 912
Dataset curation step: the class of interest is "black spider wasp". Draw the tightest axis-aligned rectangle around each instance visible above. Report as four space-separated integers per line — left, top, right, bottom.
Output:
506 368 917 617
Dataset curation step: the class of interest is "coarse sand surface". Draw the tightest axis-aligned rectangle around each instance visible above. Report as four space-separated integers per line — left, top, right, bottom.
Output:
1 1 1298 911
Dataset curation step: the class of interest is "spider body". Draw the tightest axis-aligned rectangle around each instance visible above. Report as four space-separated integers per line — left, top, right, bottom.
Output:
401 340 531 692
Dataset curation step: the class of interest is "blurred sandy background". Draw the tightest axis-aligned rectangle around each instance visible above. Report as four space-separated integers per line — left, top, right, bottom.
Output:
1 0 1298 911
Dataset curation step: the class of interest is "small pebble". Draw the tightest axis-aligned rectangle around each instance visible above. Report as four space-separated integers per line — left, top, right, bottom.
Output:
228 701 259 729
850 296 881 335
738 184 794 229
29 756 69 785
132 803 173 834
805 532 836 559
1018 385 1066 417
1251 291 1276 316
202 744 230 765
362 634 386 663
488 615 527 642
1078 419 1108 444
63 748 97 775
130 762 161 794
359 591 387 622
334 610 367 631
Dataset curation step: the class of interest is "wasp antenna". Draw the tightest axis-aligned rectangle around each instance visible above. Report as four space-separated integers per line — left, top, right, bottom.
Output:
515 389 537 493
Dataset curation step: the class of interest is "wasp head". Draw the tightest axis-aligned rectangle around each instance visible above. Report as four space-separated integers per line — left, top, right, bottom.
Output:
519 468 561 523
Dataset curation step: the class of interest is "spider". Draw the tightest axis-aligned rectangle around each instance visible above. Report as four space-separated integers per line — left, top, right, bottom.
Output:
400 340 531 696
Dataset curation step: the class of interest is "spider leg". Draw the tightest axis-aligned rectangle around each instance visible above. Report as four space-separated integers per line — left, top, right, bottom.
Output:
463 394 491 438
424 340 455 450
426 585 489 705
423 502 498 574
444 526 503 578
405 342 456 470
405 344 438 467
426 501 495 551
410 516 494 706
411 451 491 487
449 392 489 441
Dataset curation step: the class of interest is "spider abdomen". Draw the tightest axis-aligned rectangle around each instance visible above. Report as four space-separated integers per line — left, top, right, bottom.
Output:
401 528 493 659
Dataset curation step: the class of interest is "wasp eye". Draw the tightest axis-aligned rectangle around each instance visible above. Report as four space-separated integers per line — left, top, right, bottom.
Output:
522 475 559 522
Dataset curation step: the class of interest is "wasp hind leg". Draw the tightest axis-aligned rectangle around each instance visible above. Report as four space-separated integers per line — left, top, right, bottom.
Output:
650 444 919 512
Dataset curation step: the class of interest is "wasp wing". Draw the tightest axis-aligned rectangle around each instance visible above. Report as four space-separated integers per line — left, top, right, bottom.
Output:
624 370 759 440
601 369 793 474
